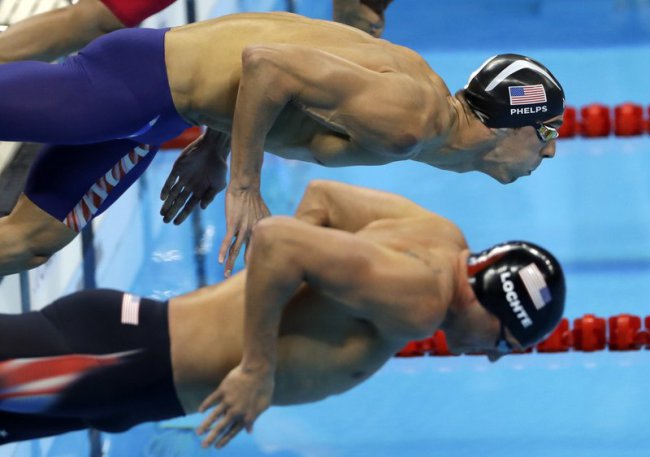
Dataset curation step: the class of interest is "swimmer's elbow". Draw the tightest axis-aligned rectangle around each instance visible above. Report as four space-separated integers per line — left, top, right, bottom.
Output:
241 45 281 73
241 45 295 104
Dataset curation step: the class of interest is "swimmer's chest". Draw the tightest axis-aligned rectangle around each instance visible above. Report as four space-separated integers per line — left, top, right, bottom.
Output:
265 106 393 166
273 292 396 404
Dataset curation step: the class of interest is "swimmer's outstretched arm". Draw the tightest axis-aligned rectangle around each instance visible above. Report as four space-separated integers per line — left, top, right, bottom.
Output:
0 0 123 64
199 216 449 448
295 179 432 231
220 43 432 274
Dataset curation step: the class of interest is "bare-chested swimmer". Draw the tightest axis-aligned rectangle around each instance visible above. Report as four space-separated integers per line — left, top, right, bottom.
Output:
0 180 565 447
0 12 564 276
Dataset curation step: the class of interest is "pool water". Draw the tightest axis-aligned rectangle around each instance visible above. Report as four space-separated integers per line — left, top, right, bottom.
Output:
13 0 650 456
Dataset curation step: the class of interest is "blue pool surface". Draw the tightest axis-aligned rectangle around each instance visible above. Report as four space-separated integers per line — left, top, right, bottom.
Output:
15 1 650 456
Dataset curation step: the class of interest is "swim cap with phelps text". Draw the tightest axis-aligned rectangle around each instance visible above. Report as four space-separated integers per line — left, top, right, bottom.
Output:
464 54 565 128
468 241 566 347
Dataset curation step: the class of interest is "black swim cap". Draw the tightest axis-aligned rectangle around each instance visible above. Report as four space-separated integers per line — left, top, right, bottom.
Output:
468 241 565 348
464 54 565 128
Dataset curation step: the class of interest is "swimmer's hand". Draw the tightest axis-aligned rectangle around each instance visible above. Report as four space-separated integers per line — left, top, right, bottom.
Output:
160 132 229 224
219 185 271 276
197 364 274 449
333 1 385 37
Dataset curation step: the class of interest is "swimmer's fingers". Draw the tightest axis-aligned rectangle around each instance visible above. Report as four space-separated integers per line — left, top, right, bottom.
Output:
160 180 185 222
160 171 179 201
219 226 238 275
219 190 240 274
200 188 220 210
198 388 223 415
244 235 253 265
196 401 226 436
165 188 192 224
173 195 201 225
220 187 270 275
215 420 245 449
202 413 244 449
224 231 246 278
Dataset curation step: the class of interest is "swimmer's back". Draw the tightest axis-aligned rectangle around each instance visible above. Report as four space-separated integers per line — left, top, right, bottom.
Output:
170 12 377 46
164 12 430 127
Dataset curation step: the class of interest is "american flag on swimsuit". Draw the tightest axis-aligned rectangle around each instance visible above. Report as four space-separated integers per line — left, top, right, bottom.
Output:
64 144 153 232
508 84 547 105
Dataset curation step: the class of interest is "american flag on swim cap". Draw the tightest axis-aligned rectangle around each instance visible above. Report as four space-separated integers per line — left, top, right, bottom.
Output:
518 263 551 310
508 84 547 105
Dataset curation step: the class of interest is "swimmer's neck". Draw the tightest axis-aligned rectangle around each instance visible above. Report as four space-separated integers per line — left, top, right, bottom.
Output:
410 94 497 174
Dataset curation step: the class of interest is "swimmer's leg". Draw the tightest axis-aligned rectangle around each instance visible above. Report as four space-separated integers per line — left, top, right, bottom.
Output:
0 194 76 275
0 59 146 143
0 140 158 275
0 306 90 442
0 412 86 444
0 28 175 144
0 290 183 437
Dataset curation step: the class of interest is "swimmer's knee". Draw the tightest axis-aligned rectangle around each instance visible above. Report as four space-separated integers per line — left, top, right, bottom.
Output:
0 235 51 274
22 232 75 269
0 212 74 274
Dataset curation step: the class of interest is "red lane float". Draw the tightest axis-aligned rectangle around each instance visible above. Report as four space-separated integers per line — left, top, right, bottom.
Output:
608 314 645 350
536 318 572 352
580 104 611 138
430 330 454 356
558 103 650 139
614 103 644 136
558 107 577 138
396 313 650 357
572 314 607 351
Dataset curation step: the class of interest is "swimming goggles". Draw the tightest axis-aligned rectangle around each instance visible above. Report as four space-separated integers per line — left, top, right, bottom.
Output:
534 119 562 142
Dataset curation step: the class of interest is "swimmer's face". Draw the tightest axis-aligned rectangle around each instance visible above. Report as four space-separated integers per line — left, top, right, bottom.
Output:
481 115 562 184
